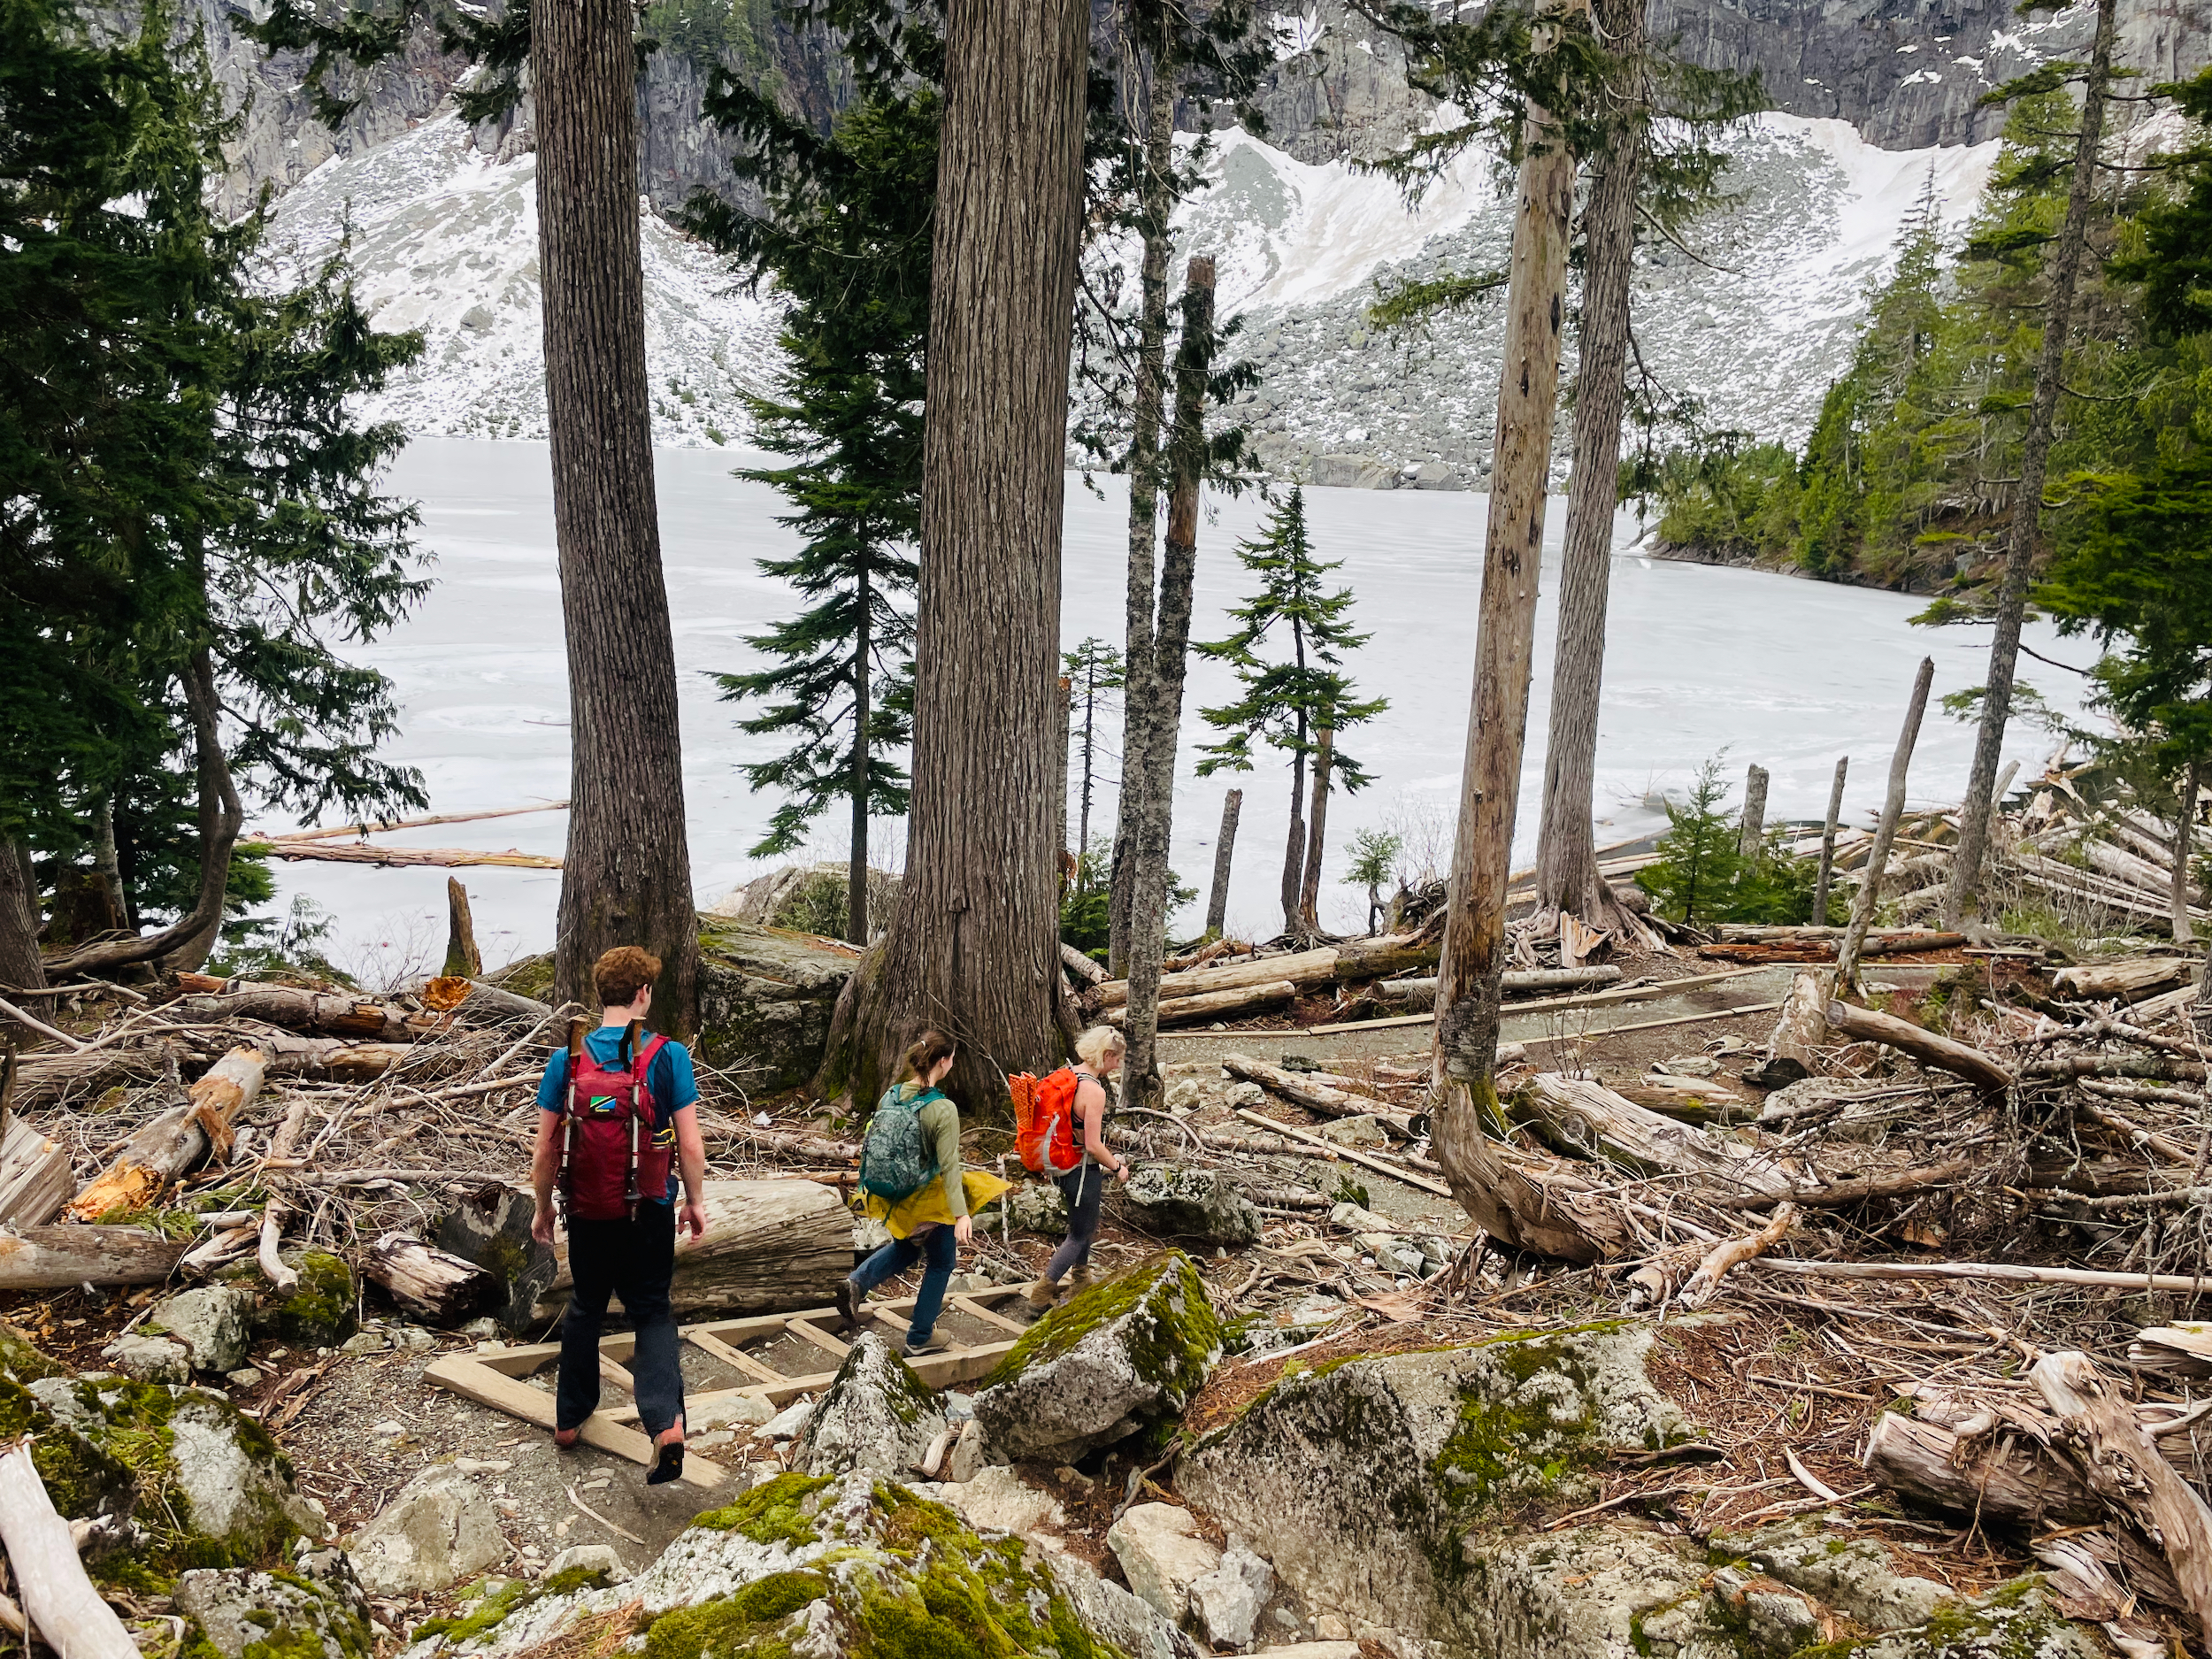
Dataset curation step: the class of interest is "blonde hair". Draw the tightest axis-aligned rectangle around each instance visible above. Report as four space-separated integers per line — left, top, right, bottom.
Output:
1073 1026 1125 1071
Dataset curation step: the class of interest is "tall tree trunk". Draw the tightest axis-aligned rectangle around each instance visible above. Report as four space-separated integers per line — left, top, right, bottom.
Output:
537 0 701 1032
1812 754 1849 925
1124 257 1214 1108
92 795 128 934
0 840 40 995
1279 716 1308 938
849 572 872 946
1941 0 2116 930
1076 669 1099 884
2173 758 2200 946
1108 60 1178 976
1532 0 1642 931
1299 726 1335 933
47 651 242 980
1430 17 1587 1254
1206 788 1241 937
813 0 1088 1114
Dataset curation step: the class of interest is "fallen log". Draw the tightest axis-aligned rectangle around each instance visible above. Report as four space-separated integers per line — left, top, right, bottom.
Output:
0 1118 72 1227
1378 967 1622 1009
365 1231 503 1324
12 1039 197 1111
541 1179 849 1317
65 1045 267 1220
1104 980 1294 1029
1716 1158 1974 1211
0 1436 138 1659
2024 1054 2208 1084
1863 1410 2100 1526
256 1032 422 1081
458 979 557 1025
2053 957 2196 1002
171 982 442 1042
242 839 562 869
1821 1000 2012 1093
2033 1349 2212 1646
1095 947 1336 1010
1219 1053 1418 1137
1754 1257 2212 1295
1230 1109 1454 1199
257 1199 297 1294
1329 927 1442 984
0 1225 188 1289
1518 1073 1795 1198
251 800 570 842
1060 941 1109 987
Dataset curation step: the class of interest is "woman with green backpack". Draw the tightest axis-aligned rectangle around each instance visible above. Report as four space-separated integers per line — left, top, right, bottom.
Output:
838 1030 1007 1357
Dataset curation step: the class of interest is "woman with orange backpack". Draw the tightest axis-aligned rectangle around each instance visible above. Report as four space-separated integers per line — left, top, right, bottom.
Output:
1025 1025 1132 1312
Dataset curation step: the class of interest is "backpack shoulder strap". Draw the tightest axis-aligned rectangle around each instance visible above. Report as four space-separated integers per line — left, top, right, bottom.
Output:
563 1019 587 1113
633 1035 671 1115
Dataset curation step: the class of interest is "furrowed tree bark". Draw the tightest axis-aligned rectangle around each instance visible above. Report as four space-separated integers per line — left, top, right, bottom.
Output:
536 0 700 1033
45 650 242 979
1737 764 1770 858
1125 258 1215 1107
1836 657 1932 988
1299 727 1335 933
1941 0 2117 930
0 840 42 996
812 0 1087 1116
1532 0 1641 933
1812 755 1847 924
1432 5 1590 1256
849 564 872 946
1206 788 1242 937
1109 54 1178 977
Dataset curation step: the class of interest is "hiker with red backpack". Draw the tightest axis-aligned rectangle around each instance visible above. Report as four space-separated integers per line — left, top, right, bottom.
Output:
1017 1025 1132 1313
836 1031 1008 1357
528 946 708 1485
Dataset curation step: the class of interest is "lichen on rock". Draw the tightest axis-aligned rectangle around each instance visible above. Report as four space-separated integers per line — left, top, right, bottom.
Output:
393 1470 1194 1659
790 1330 947 1479
174 1548 373 1659
1118 1166 1261 1245
975 1251 1223 1462
1178 1324 1689 1647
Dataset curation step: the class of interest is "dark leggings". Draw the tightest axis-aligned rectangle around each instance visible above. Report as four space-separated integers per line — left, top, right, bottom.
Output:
558 1202 683 1437
1046 1163 1103 1282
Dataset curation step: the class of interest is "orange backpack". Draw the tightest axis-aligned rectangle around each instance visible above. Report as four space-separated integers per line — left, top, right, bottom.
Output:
1009 1066 1083 1176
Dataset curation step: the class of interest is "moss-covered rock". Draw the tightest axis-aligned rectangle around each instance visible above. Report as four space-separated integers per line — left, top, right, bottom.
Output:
1117 1166 1261 1245
10 1372 312 1586
693 918 856 1091
1709 1520 1947 1632
267 1252 358 1348
0 1319 65 1382
791 1331 947 1480
1178 1324 1690 1649
974 1251 1222 1463
174 1548 373 1659
392 1471 1193 1659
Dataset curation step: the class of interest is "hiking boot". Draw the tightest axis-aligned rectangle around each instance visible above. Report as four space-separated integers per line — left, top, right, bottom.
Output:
902 1332 951 1359
1024 1276 1062 1311
1068 1264 1094 1295
833 1276 862 1332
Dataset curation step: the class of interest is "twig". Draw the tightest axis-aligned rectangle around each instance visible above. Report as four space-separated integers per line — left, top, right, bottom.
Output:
0 998 86 1052
566 1485 645 1545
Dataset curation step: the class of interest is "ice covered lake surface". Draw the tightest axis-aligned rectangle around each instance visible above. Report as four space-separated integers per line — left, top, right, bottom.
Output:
265 437 2096 982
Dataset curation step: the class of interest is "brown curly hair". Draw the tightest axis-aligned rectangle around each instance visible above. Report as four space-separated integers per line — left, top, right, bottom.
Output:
592 946 661 1007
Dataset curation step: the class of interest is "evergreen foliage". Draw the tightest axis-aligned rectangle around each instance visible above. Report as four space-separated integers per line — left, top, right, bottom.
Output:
3 0 426 942
1064 638 1124 889
1342 827 1402 933
1635 757 1830 927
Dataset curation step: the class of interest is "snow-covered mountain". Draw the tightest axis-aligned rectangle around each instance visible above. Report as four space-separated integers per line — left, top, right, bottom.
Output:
270 97 1992 481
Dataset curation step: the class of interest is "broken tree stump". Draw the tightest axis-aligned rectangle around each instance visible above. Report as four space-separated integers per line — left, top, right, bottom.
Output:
65 1044 267 1220
444 877 484 978
0 1118 72 1227
365 1232 503 1325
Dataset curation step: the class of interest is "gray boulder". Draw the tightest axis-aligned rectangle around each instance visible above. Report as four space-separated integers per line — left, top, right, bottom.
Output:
147 1286 255 1373
103 1331 191 1383
176 1548 371 1659
541 1542 627 1586
1310 453 1399 489
348 1464 506 1595
1119 1165 1261 1245
975 1252 1221 1462
999 1182 1070 1234
1107 1501 1223 1621
1179 1324 1692 1647
1709 1520 1948 1631
1190 1540 1275 1648
694 918 858 1090
790 1331 947 1479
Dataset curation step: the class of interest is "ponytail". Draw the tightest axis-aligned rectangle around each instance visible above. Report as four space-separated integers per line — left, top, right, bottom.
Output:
895 1028 956 1086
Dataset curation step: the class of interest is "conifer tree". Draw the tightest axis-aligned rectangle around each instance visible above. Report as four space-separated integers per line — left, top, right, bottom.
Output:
1195 488 1386 940
691 88 936 947
1342 827 1402 933
1063 639 1125 891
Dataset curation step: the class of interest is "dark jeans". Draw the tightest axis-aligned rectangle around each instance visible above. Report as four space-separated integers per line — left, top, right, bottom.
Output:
557 1201 683 1438
1046 1162 1102 1282
850 1222 956 1344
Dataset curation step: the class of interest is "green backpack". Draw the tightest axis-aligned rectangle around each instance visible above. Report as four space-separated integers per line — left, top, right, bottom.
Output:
857 1084 941 1201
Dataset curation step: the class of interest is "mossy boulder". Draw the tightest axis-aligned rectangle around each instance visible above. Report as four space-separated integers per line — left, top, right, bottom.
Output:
266 1251 358 1348
175 1548 373 1659
1709 1520 1947 1632
392 1471 1194 1659
10 1372 313 1585
791 1331 948 1480
974 1251 1222 1463
1117 1166 1262 1245
0 1319 64 1381
1178 1324 1691 1648
693 917 857 1091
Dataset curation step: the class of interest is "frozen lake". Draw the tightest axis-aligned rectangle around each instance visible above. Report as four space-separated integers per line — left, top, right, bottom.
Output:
263 438 2097 980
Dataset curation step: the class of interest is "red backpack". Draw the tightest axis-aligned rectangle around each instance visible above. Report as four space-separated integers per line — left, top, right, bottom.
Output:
559 1019 672 1222
1009 1066 1083 1177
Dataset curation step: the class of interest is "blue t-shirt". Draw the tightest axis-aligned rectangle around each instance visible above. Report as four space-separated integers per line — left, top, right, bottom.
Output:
538 1027 699 1205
